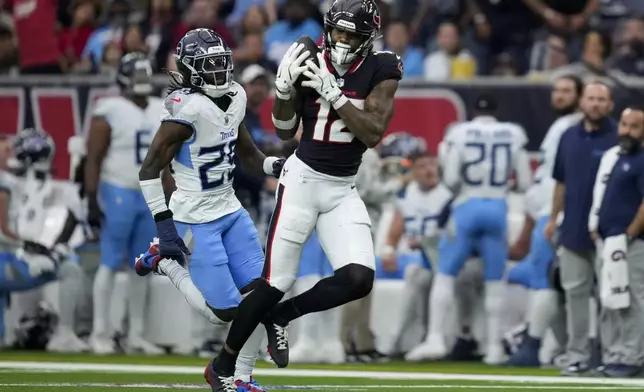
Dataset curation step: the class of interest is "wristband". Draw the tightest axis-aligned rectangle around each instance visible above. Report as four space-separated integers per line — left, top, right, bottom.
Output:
331 94 349 110
272 113 298 130
263 157 279 175
140 178 168 216
381 244 395 256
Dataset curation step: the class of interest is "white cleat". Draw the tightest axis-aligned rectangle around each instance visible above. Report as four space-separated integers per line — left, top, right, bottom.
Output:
289 338 321 364
47 329 89 353
90 336 116 355
127 336 164 356
483 344 507 365
405 334 448 361
318 340 346 364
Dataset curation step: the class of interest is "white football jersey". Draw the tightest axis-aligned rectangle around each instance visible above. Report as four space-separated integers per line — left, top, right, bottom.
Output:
93 96 164 189
163 83 247 224
442 116 532 206
15 172 84 248
530 112 583 218
395 181 452 253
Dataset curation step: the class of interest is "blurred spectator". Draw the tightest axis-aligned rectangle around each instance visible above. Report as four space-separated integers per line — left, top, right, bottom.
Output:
122 24 146 54
491 52 519 76
97 40 121 76
424 21 476 81
226 0 268 27
393 0 461 47
597 0 644 32
140 0 182 73
233 4 267 42
467 0 541 75
81 0 131 70
174 0 236 47
551 29 622 81
264 0 322 66
523 0 599 37
528 34 570 77
59 0 99 73
0 21 17 74
611 17 644 76
9 0 61 73
234 32 277 73
384 20 423 79
241 64 276 149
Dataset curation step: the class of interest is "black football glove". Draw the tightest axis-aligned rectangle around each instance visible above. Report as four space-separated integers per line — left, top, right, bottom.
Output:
154 211 191 263
272 158 286 178
87 197 103 239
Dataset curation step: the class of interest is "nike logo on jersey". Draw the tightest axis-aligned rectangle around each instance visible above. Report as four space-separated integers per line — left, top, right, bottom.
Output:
351 185 356 189
170 97 182 102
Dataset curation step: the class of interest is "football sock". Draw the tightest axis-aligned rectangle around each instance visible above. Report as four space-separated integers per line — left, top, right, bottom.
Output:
127 270 148 340
57 260 84 332
159 259 226 325
222 279 285 355
92 265 115 339
426 273 455 341
527 289 558 339
273 264 374 324
484 280 506 348
234 325 263 381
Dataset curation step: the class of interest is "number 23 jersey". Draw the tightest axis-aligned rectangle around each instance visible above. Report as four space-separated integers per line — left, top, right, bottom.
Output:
162 83 246 224
296 50 403 177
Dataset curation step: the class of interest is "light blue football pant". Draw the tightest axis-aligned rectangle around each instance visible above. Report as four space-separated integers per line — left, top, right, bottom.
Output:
507 216 555 289
175 207 264 310
99 181 156 270
438 198 507 281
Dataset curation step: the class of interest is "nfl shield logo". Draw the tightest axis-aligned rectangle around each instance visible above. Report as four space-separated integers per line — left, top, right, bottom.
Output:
337 78 344 88
224 115 229 125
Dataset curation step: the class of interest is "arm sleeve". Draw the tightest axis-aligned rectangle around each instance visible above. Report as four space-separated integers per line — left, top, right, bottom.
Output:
372 51 404 87
552 132 567 183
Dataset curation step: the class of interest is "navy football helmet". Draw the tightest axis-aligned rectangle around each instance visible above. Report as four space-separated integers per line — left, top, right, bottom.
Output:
11 128 55 173
174 28 233 97
380 132 427 160
117 52 153 96
324 0 381 65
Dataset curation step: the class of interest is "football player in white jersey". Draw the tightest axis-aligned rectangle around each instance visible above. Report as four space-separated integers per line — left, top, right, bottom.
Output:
506 75 583 367
0 129 86 352
84 52 165 355
427 96 532 365
135 29 283 392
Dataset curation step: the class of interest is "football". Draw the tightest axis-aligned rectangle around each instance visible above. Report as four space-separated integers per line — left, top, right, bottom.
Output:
293 36 321 91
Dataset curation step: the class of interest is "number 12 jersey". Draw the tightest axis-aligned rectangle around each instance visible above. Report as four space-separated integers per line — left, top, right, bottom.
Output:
295 50 403 177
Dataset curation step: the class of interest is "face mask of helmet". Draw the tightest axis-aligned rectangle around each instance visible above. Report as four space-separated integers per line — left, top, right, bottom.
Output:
184 51 233 98
119 59 153 96
326 21 376 66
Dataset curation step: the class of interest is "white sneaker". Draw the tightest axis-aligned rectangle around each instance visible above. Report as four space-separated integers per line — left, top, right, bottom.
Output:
127 336 164 355
405 334 448 361
289 337 321 364
483 344 507 365
90 336 116 355
47 329 89 353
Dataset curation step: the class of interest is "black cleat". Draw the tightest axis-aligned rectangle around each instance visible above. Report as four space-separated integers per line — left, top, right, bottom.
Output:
204 359 236 392
263 319 289 368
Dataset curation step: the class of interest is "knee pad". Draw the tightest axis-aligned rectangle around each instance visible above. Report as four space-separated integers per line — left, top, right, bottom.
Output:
207 305 237 324
335 264 374 300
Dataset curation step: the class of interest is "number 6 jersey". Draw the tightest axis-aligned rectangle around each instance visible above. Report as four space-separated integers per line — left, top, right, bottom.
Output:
296 50 403 177
162 83 246 224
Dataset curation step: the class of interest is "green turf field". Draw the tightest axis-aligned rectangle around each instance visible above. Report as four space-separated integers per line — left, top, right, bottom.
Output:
0 351 642 392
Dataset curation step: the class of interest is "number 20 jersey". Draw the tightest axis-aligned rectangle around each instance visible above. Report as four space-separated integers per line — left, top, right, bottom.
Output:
162 82 246 224
296 50 403 177
93 96 164 189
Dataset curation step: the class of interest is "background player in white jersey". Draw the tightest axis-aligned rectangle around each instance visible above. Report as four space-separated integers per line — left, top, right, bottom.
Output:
0 129 86 352
506 75 583 367
427 96 532 365
135 28 284 392
84 52 165 355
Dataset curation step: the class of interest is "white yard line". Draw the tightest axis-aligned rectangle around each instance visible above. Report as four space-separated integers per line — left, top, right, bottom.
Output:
0 383 640 390
0 361 644 387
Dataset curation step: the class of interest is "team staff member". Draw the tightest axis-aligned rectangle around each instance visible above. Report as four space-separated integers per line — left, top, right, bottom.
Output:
591 106 644 378
544 81 617 376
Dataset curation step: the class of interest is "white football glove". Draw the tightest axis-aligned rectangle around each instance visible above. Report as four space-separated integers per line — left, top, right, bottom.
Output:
16 247 57 277
302 52 348 109
275 42 310 100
